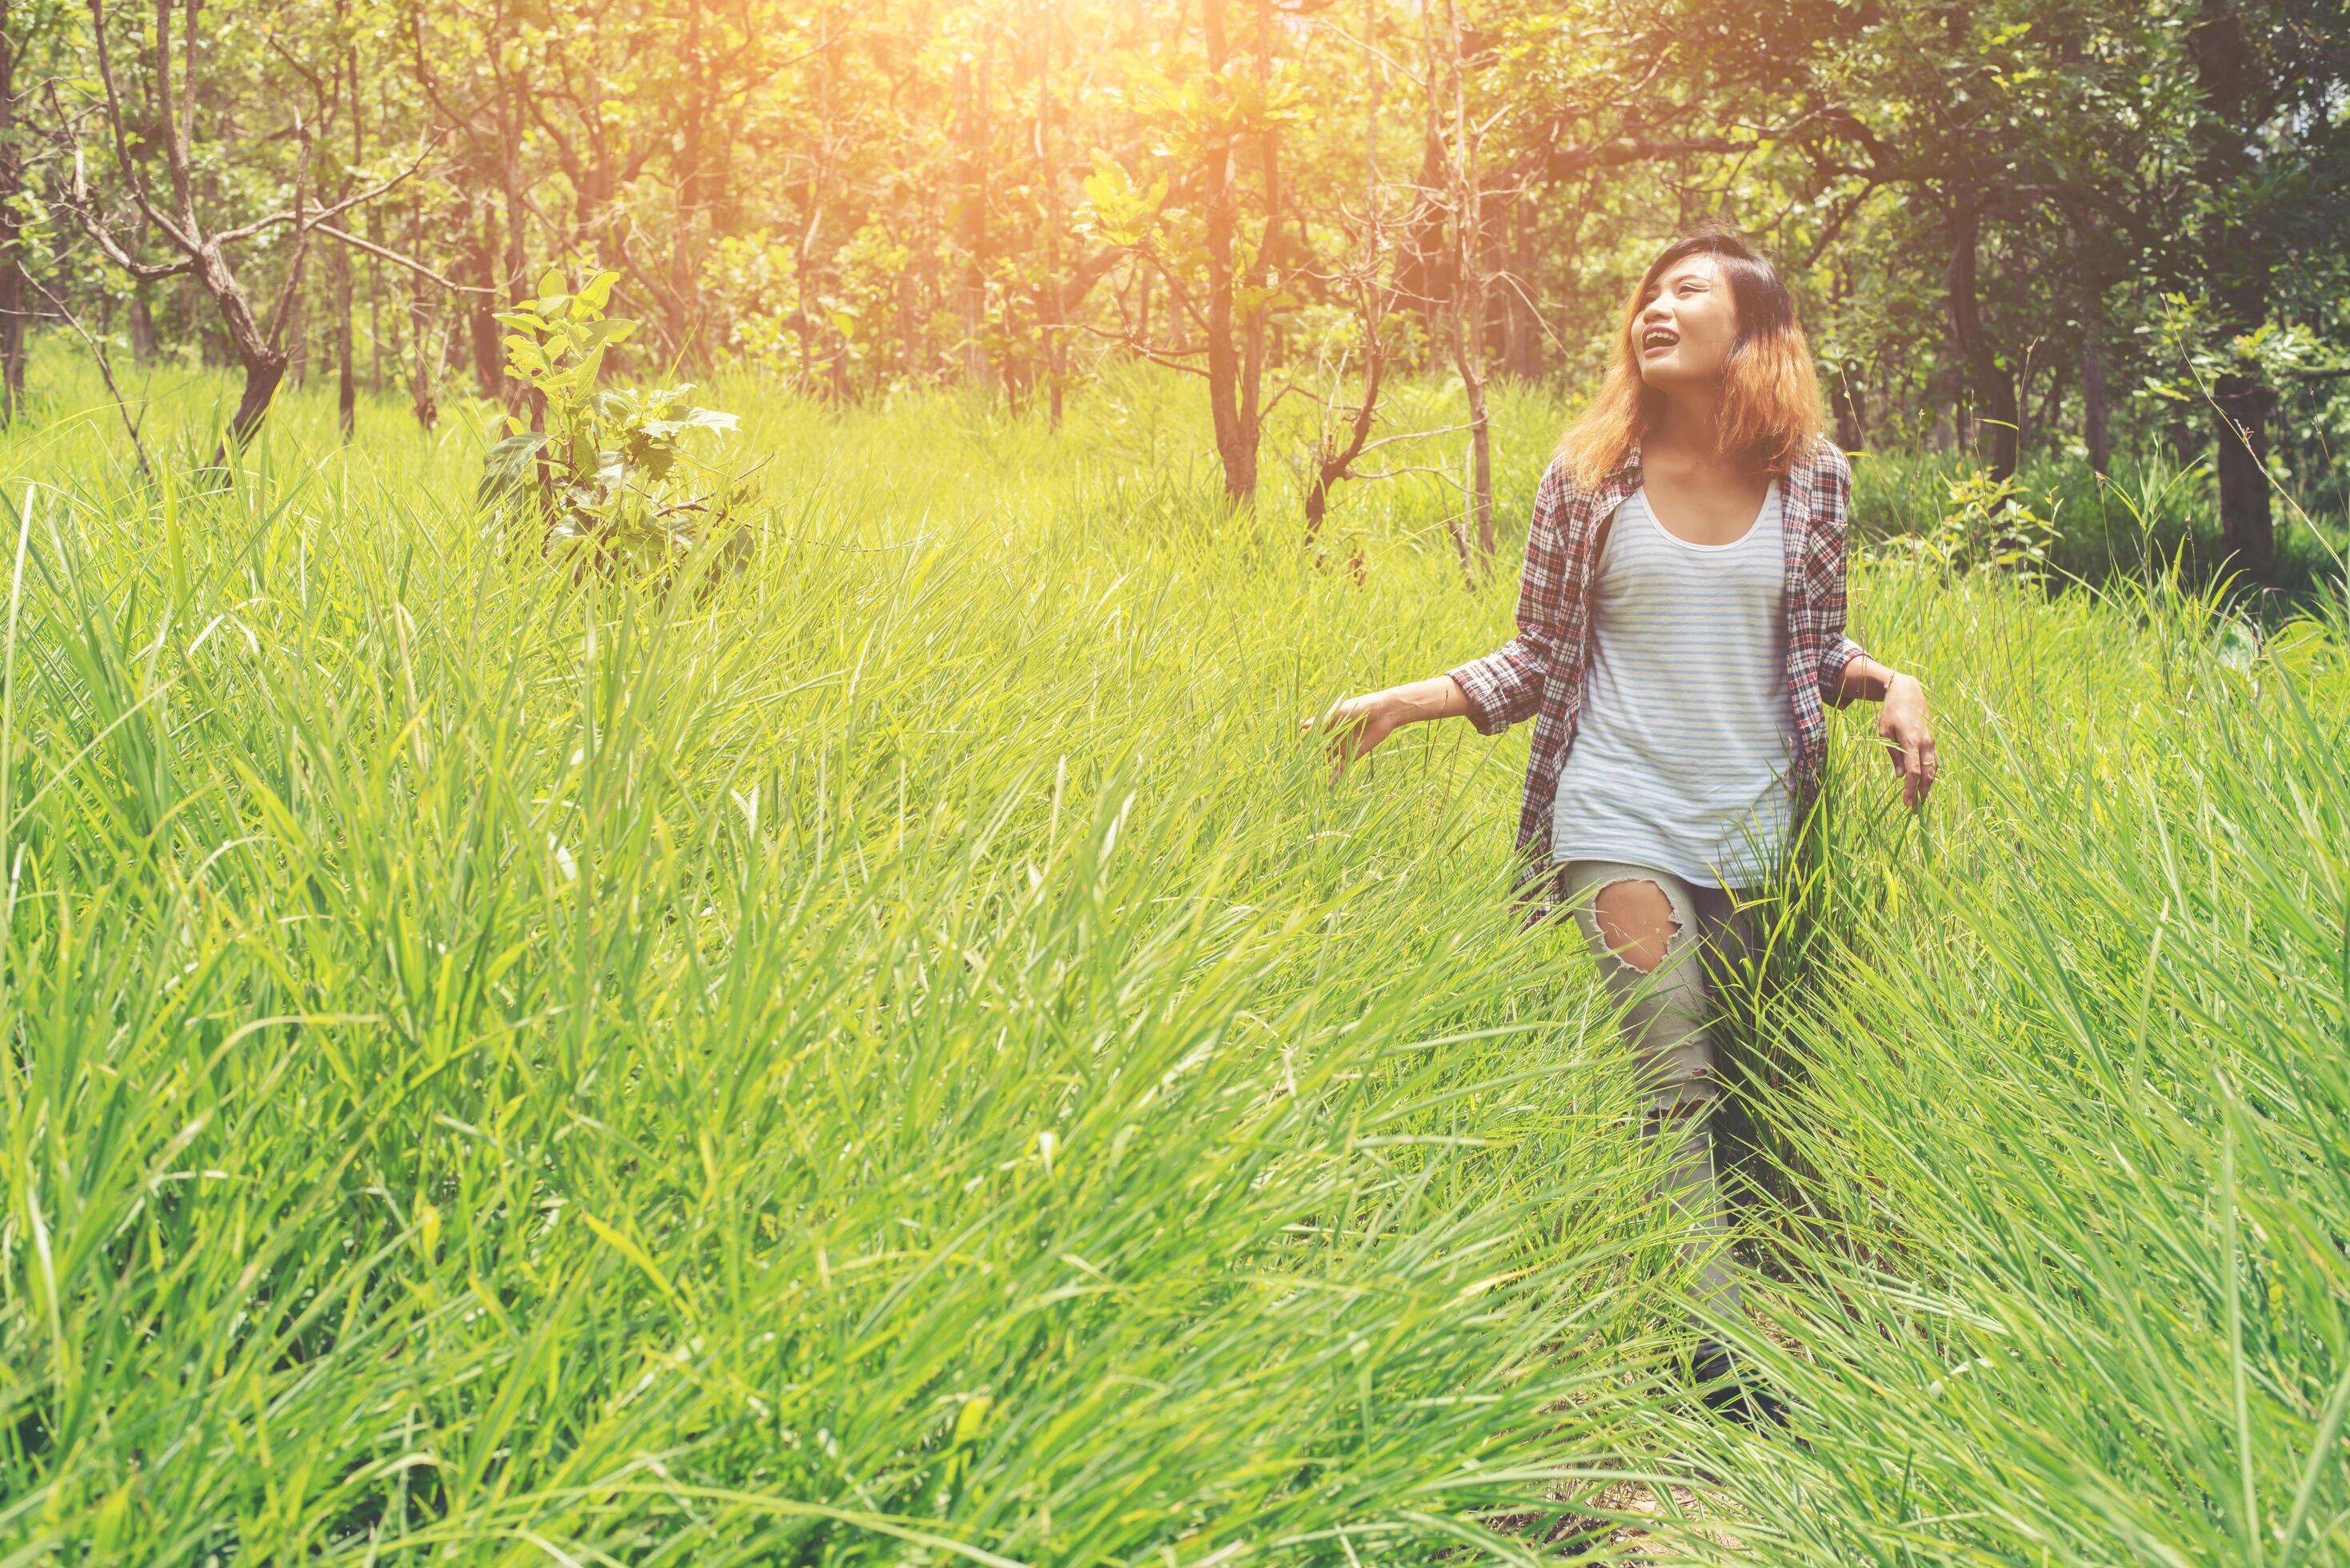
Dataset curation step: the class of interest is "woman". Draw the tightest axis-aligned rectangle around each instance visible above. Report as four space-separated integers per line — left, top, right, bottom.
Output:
1309 230 1937 1423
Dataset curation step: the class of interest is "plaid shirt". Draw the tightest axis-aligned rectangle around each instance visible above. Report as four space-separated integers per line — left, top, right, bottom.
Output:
1447 434 1868 899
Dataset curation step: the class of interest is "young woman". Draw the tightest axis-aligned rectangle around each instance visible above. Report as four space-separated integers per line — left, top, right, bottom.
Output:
1309 230 1937 1422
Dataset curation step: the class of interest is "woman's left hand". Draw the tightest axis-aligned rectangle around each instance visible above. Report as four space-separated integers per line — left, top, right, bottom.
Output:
1877 673 1938 809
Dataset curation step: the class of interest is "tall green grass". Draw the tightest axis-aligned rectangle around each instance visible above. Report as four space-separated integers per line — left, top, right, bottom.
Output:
1 349 2345 1564
1695 562 2350 1566
0 356 1736 1563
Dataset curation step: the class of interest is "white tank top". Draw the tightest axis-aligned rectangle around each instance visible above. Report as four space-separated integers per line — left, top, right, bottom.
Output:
1550 481 1798 888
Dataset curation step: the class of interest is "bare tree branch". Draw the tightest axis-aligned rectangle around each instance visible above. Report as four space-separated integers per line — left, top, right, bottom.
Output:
1075 322 1211 378
213 138 445 246
26 270 149 474
313 222 496 294
82 0 192 247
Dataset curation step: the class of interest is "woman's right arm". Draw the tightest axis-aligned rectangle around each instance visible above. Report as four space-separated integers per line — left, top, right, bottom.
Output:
1307 463 1571 773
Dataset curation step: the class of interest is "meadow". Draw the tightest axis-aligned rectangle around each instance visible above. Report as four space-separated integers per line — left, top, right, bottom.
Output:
1 353 2346 1565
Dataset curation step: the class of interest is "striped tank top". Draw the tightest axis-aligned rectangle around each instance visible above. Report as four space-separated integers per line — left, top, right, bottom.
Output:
1550 480 1798 889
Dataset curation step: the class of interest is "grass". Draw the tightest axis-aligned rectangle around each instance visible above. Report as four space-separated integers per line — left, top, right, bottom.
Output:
0 346 2345 1565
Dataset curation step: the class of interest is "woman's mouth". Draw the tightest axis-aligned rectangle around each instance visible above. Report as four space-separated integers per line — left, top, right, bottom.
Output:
1641 326 1679 354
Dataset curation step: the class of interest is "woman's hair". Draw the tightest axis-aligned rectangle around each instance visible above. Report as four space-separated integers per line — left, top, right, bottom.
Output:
1558 229 1823 489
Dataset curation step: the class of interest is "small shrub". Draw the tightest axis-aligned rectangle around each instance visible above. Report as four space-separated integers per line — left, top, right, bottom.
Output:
1887 466 2063 578
478 267 756 574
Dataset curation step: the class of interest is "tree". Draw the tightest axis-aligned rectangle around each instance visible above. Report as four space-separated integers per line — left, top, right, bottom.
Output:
0 0 26 422
1433 0 1495 580
70 0 433 453
2176 0 2350 581
1078 0 1303 504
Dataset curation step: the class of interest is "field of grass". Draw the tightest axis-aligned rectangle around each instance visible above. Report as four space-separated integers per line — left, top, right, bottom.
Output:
1 351 2346 1565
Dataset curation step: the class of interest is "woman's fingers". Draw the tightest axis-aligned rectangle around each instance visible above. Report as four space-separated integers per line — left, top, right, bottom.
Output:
1307 698 1367 779
1883 720 1937 809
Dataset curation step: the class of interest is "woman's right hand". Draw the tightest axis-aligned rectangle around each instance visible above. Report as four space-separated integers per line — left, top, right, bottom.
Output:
1303 690 1402 779
1303 676 1471 780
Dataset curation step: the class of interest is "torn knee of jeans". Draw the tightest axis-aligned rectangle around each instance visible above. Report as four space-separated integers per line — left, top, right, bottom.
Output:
1644 1082 1718 1125
1644 1086 1719 1123
1592 876 1681 974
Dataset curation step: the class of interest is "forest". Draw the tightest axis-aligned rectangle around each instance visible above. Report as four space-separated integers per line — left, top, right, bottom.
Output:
2 0 2349 1562
0 0 2345 568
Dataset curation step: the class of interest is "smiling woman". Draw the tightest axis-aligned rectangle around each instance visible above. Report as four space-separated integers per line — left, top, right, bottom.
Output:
1569 237 1819 503
1311 226 1940 1426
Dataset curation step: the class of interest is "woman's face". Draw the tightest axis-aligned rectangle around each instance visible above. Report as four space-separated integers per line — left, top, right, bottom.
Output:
1633 254 1739 391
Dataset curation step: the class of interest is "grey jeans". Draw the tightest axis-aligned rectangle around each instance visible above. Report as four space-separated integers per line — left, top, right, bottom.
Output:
1556 858 1758 1322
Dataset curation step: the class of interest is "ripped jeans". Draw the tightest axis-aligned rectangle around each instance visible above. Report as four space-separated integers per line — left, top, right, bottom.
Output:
1557 858 1758 1323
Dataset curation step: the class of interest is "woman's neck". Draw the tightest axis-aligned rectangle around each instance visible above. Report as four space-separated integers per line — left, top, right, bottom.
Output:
1644 387 1730 473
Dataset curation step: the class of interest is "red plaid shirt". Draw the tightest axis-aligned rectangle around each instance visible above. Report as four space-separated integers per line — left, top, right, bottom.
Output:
1447 434 1868 897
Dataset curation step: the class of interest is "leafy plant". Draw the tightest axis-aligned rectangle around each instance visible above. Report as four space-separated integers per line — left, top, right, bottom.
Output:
1888 466 2064 578
479 266 755 571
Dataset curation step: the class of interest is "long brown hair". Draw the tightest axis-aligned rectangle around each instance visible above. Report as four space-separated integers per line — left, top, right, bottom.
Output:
1558 230 1823 490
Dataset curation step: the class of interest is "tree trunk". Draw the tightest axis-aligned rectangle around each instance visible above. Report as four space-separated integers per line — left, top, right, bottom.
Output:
2080 340 2111 474
367 218 385 392
338 34 358 440
2013 359 2034 459
2060 201 2112 473
2169 415 2199 466
127 293 158 360
2212 371 2275 582
1395 128 1448 353
332 229 355 442
1239 0 1277 473
408 325 439 431
0 0 23 426
1302 0 1390 546
1200 0 1255 503
953 54 989 387
1944 195 2017 481
226 352 290 452
1830 362 1866 453
1037 0 1063 428
2034 364 2068 463
467 214 502 398
1502 196 1541 380
191 246 294 461
1442 0 1491 578
2188 0 2276 582
283 283 309 386
408 190 438 430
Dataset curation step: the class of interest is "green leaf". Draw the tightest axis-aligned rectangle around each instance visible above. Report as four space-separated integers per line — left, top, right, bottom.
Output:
476 430 549 506
545 349 607 394
2214 619 2260 674
2267 618 2336 681
1078 156 1167 247
575 318 639 350
575 270 623 314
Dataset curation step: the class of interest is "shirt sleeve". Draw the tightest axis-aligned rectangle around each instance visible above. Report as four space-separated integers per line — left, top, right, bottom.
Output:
1446 459 1572 734
1809 445 1872 709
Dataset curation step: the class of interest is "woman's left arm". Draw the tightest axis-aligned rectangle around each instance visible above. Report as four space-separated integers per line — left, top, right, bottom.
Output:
1831 653 1938 810
1812 452 1940 810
